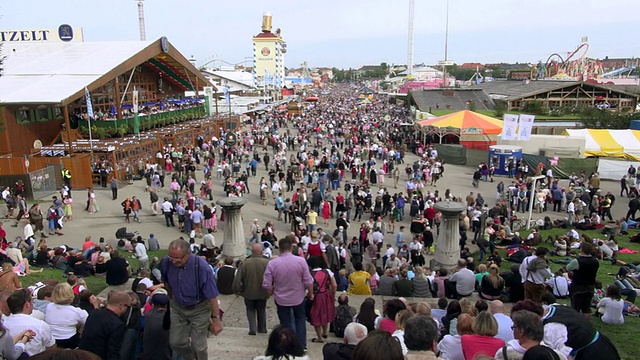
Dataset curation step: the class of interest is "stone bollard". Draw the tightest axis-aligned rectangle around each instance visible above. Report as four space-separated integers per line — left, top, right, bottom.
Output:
433 201 466 269
216 197 249 261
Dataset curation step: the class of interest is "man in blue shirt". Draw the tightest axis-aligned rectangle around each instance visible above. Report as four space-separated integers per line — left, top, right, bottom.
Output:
161 239 222 359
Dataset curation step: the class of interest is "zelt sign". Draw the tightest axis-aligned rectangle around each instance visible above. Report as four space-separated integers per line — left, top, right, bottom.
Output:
0 25 83 43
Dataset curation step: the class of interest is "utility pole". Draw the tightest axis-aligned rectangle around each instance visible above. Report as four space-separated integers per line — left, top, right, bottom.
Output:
136 0 146 41
443 0 449 86
407 0 415 76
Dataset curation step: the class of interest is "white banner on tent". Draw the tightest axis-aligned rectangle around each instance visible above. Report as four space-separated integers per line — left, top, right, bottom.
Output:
518 114 535 141
501 114 519 140
597 159 639 180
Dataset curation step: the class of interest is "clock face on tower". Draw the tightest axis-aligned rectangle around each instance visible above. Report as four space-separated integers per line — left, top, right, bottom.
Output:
261 47 271 56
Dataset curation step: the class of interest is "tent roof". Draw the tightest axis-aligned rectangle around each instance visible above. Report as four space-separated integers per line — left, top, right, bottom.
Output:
474 80 639 101
409 88 495 111
0 38 211 105
416 110 503 134
358 87 376 94
565 129 640 160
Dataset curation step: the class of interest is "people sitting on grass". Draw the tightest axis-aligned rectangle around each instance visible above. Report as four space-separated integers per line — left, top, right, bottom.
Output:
596 285 625 325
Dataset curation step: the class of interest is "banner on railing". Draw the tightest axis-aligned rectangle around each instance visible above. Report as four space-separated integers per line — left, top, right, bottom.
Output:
133 90 139 114
518 114 535 141
501 114 519 141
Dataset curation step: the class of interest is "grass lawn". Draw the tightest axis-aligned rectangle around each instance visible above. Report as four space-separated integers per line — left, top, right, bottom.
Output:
484 227 640 360
20 250 168 295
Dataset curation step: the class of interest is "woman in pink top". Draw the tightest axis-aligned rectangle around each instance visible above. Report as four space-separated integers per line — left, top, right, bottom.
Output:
377 299 406 334
365 263 378 294
460 311 505 360
432 268 448 298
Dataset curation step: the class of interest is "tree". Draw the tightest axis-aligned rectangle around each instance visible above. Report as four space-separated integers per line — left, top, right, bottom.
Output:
446 64 476 82
484 65 506 79
522 100 548 116
494 102 506 118
331 67 347 82
580 108 635 129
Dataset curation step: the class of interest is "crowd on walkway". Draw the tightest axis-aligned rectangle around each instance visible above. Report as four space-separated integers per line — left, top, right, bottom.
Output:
0 83 635 360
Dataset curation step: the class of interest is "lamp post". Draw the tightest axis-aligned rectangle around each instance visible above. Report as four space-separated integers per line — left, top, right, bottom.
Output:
224 80 232 115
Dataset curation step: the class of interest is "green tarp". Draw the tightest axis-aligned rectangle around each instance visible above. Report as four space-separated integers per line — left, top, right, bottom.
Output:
432 146 599 179
521 154 598 179
552 158 599 179
435 144 466 165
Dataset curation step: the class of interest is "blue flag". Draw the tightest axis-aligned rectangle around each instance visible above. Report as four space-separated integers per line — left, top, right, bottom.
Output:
223 87 231 104
85 87 94 119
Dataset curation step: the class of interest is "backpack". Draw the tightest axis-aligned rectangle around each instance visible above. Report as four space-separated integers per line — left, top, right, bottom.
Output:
333 305 353 338
131 277 143 292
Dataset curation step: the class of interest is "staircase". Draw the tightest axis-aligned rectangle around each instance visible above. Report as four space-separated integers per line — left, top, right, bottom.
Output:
99 282 492 359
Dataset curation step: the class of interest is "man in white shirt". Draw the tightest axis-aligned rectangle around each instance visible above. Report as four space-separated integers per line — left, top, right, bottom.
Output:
567 200 576 226
382 244 395 268
160 197 175 227
566 227 579 242
489 300 514 343
299 231 311 248
132 238 149 271
519 247 553 303
371 228 384 251
271 182 281 201
4 289 56 355
545 271 570 298
445 259 476 299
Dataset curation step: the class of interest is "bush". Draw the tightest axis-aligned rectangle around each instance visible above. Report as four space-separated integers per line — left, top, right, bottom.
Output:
494 102 506 118
522 100 548 115
467 101 477 111
117 124 129 137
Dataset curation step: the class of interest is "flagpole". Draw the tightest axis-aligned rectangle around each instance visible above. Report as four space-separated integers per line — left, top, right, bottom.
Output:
88 114 94 161
85 87 95 162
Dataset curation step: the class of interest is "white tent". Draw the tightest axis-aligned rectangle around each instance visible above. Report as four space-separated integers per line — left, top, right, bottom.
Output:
565 129 640 161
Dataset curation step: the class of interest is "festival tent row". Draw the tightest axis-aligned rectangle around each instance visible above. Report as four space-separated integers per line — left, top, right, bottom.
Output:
564 129 640 161
416 110 503 150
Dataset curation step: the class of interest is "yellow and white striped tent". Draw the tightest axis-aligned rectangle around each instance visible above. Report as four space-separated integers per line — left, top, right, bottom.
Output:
565 129 640 160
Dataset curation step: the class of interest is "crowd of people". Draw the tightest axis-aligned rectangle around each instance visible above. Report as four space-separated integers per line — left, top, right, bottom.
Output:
0 83 634 360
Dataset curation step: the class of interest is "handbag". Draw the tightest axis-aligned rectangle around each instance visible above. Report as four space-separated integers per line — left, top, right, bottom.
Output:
304 297 314 323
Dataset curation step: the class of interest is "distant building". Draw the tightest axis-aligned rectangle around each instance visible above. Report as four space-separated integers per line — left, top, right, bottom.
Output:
598 57 637 70
485 63 533 70
400 66 443 81
408 88 495 112
474 80 638 111
356 65 381 73
459 63 485 70
201 69 254 93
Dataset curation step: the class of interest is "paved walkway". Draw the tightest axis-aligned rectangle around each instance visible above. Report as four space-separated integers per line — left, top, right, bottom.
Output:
2 125 630 359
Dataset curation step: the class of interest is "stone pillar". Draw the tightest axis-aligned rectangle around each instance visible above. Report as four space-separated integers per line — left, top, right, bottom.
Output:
433 201 466 269
216 197 249 260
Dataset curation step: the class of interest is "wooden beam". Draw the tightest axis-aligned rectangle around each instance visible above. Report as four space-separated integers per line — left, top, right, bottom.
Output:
62 106 74 155
113 78 122 120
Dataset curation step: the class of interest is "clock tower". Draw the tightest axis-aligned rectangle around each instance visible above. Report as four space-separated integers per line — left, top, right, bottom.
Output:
252 12 286 89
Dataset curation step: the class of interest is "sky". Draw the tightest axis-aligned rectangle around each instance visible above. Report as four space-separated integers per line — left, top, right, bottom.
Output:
1 0 639 69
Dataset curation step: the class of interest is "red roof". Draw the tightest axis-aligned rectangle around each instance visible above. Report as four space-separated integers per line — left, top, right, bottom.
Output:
254 32 278 39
